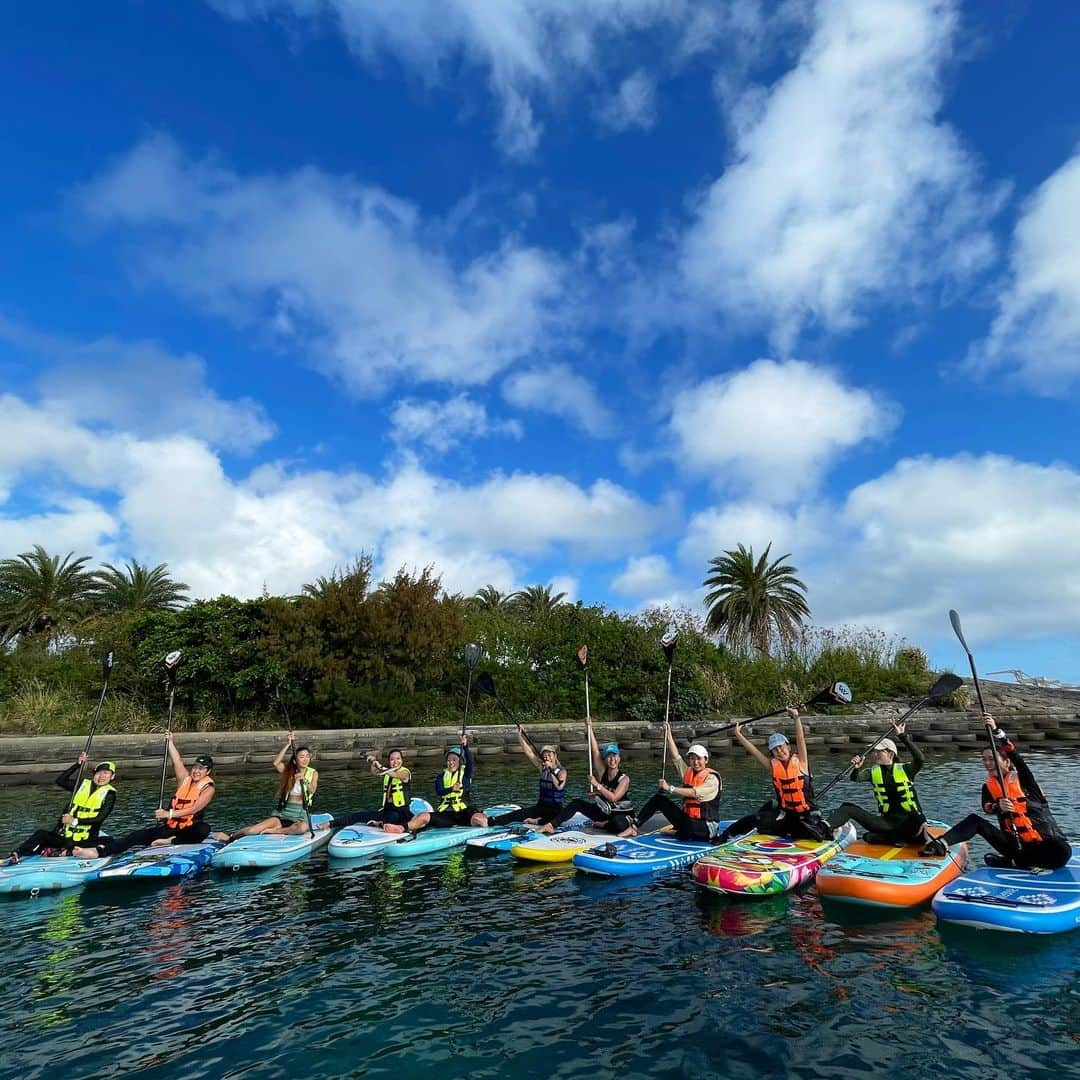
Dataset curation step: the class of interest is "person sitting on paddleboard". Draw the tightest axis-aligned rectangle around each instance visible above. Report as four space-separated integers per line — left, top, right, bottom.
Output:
406 736 488 833
824 720 931 846
335 748 414 834
5 754 117 864
719 707 830 842
73 734 215 857
921 713 1070 870
213 732 326 842
489 738 568 827
538 731 634 835
617 726 722 841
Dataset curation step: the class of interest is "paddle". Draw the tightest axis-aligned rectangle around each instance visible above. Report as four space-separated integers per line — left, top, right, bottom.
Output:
62 651 114 822
158 650 182 810
816 672 963 800
577 644 592 792
700 682 852 738
949 609 1018 839
461 643 482 743
473 672 541 755
660 631 678 781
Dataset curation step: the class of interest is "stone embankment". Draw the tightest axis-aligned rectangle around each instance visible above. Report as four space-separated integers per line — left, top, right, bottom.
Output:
1 680 1076 786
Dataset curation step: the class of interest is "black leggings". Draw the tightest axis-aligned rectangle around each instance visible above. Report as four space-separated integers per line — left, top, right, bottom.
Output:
424 807 480 829
338 806 411 828
490 803 564 826
720 801 829 843
548 798 633 835
95 821 210 857
940 814 1071 871
15 829 74 857
826 803 926 845
632 793 713 841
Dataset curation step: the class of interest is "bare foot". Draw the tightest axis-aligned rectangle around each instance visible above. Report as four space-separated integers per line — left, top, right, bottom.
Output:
382 823 405 834
212 832 230 842
523 818 540 825
71 846 98 859
617 825 638 839
538 823 554 835
149 838 174 847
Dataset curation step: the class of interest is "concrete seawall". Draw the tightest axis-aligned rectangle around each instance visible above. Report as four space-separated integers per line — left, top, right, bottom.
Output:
2 708 1077 786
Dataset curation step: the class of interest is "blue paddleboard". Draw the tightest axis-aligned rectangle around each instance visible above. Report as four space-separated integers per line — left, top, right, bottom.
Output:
0 853 114 895
212 814 334 870
932 849 1080 934
328 798 433 860
383 804 518 859
92 840 223 882
572 820 737 877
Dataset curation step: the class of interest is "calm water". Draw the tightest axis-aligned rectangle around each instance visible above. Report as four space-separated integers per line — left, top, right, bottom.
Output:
2 746 1078 1079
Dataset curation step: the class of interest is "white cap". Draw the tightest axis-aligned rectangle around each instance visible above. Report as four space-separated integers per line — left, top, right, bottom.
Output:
878 738 898 756
687 743 708 760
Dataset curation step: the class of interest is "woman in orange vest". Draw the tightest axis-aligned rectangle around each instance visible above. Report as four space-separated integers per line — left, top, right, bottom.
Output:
73 733 216 857
921 713 1070 869
617 722 722 841
719 706 830 842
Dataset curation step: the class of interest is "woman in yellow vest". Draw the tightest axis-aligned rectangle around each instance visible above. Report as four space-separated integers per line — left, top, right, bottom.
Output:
74 733 215 856
6 753 117 862
334 748 414 833
921 713 1070 869
824 719 930 845
406 735 488 833
214 731 325 840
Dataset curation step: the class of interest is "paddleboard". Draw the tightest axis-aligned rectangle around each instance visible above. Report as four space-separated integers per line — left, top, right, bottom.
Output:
212 813 334 870
572 820 737 877
511 813 668 864
0 852 114 895
693 823 857 897
816 824 967 908
382 805 519 860
931 850 1080 934
327 799 434 860
466 812 591 855
92 840 223 882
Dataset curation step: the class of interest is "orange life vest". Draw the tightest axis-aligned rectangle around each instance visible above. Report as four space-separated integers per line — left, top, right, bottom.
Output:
166 774 215 829
771 756 811 813
985 771 1042 844
682 767 721 821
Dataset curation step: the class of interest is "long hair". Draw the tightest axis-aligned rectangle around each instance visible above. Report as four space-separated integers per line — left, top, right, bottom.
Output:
277 748 311 803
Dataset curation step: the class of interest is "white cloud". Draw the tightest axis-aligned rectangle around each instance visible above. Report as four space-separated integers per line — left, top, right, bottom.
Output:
0 318 273 454
681 0 1000 350
808 454 1080 642
0 392 662 600
76 135 566 395
597 70 657 132
967 147 1080 389
679 500 828 572
389 394 522 454
502 363 615 436
610 554 674 598
209 1 719 157
668 359 898 501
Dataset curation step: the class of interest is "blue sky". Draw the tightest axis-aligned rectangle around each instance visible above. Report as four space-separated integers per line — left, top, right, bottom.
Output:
2 1 1080 681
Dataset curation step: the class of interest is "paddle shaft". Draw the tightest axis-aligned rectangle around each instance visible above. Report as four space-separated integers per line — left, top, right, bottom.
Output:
65 657 114 816
159 683 178 810
950 611 1017 838
661 659 673 780
583 666 593 792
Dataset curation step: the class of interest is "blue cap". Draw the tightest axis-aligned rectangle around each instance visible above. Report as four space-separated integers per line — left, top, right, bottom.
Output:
446 746 463 759
601 743 620 756
767 733 789 751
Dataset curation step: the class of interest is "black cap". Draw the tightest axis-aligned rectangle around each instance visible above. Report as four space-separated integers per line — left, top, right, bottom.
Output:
194 755 214 769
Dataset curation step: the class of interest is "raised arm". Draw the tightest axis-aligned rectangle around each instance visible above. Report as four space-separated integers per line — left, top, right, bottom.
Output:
165 733 188 782
273 732 295 775
587 724 603 777
664 722 686 778
517 728 541 770
735 723 771 770
56 755 86 792
792 708 809 774
893 720 923 777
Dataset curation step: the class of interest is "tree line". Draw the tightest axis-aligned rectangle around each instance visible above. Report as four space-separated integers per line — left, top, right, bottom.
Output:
0 544 937 735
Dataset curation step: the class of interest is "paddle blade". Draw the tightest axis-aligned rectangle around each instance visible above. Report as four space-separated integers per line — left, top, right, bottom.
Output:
948 609 970 653
576 644 588 669
927 672 963 698
102 651 114 679
464 642 483 670
805 681 853 707
474 672 497 698
661 631 678 664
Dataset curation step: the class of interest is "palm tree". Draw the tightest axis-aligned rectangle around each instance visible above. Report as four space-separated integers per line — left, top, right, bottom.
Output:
0 545 101 645
703 543 810 656
511 584 568 620
470 585 513 613
95 560 190 614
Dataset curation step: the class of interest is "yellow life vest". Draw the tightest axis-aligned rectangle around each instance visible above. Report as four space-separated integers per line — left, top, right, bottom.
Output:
438 766 467 813
61 780 115 842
